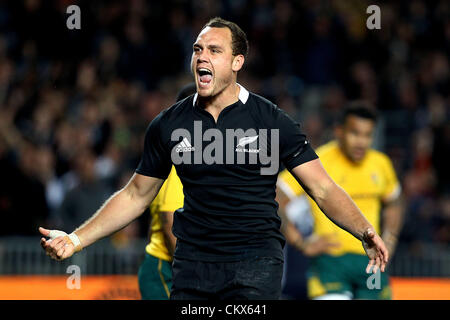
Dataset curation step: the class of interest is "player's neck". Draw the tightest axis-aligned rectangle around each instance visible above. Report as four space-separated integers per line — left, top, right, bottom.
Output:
198 83 240 119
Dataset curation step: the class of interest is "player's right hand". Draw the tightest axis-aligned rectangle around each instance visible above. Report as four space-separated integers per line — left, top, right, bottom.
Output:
362 228 389 273
300 234 340 257
39 227 82 261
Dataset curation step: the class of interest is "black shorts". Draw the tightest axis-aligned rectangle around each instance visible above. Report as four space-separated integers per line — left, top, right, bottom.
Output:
170 255 283 300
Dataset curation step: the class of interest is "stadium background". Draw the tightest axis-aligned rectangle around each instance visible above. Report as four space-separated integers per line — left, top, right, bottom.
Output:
0 0 448 299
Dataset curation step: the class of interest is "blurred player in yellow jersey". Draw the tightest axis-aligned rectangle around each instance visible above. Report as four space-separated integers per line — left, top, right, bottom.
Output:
277 103 404 300
137 84 195 300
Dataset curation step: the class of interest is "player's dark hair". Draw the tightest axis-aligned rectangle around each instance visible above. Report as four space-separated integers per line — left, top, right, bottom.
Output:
341 102 377 124
201 17 249 58
176 83 197 102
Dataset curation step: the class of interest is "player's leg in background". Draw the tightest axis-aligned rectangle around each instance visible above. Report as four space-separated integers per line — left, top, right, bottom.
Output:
350 254 392 300
307 255 354 300
281 244 310 299
138 253 172 300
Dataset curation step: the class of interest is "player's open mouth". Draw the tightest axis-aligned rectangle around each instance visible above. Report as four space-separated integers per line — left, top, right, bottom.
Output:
197 68 213 87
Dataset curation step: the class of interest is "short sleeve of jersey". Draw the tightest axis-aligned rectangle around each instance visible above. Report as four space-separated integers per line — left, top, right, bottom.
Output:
277 169 306 199
380 154 401 202
275 108 318 170
135 113 172 179
150 166 184 213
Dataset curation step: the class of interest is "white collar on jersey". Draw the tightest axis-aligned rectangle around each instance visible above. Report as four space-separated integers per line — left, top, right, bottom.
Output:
192 83 249 106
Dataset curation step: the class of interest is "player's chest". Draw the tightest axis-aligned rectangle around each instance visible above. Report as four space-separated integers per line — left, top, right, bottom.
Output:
326 163 385 197
163 115 280 178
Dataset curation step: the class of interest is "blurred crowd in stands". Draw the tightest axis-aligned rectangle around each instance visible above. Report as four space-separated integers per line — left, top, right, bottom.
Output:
0 0 448 255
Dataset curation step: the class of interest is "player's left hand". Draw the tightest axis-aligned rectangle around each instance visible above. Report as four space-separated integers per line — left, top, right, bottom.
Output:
362 228 389 273
39 227 81 261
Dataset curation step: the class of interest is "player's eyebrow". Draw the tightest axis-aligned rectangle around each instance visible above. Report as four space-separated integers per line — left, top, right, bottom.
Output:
207 44 223 51
193 43 224 51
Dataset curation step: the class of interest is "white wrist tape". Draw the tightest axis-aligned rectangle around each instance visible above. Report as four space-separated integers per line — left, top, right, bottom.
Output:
48 230 82 252
67 233 82 251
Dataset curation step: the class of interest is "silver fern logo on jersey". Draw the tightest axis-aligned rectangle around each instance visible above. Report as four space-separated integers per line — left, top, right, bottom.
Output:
236 135 259 153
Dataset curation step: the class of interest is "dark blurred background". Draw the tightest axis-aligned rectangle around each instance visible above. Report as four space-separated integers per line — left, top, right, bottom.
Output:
0 0 448 297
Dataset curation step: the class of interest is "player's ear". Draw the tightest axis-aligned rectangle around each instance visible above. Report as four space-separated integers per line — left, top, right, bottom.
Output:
232 54 245 72
334 125 343 139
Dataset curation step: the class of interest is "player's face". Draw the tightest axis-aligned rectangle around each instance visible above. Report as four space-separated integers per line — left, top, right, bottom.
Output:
191 27 239 98
338 116 375 163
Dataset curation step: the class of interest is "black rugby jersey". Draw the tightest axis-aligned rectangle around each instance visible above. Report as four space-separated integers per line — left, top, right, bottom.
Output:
136 84 318 262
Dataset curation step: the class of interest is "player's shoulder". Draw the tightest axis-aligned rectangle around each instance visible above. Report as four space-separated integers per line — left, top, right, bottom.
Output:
247 91 277 109
147 94 194 130
246 91 297 127
366 148 393 166
315 140 340 158
160 95 195 120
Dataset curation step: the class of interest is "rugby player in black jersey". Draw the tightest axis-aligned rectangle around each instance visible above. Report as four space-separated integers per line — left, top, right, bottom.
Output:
40 17 388 300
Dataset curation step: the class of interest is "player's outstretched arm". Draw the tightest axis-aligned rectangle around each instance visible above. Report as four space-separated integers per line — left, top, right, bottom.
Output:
381 196 405 258
290 159 389 272
39 173 164 261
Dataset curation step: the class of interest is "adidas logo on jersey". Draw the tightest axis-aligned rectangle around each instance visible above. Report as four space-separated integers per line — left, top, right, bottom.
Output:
175 137 195 152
